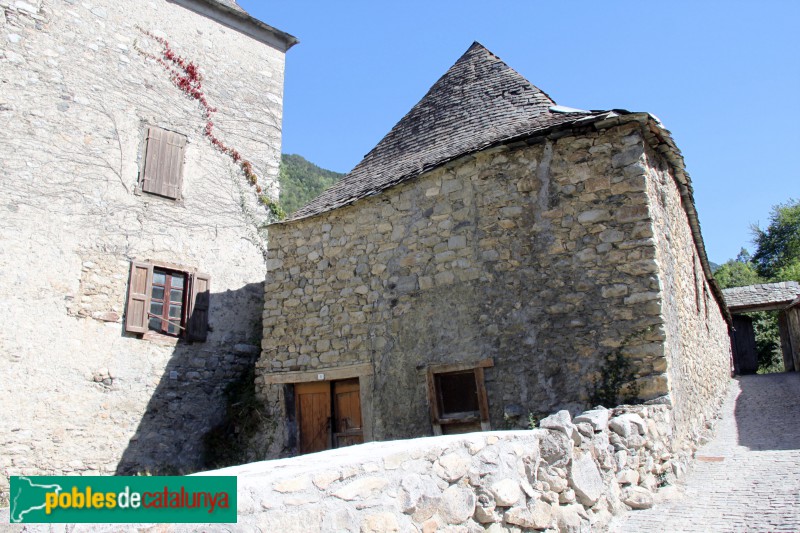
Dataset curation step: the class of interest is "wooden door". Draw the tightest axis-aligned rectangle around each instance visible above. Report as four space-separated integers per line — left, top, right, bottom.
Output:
732 315 758 375
333 379 363 448
296 382 331 454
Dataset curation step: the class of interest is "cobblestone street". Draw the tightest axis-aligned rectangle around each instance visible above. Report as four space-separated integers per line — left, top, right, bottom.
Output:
611 372 800 532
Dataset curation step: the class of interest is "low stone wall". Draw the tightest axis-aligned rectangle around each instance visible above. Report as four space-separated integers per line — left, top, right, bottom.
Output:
194 403 695 532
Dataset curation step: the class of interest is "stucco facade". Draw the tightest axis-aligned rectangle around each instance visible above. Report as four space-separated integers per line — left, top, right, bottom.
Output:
255 45 731 457
0 0 294 499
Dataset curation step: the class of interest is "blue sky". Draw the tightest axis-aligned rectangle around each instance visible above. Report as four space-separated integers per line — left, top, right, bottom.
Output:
238 1 798 264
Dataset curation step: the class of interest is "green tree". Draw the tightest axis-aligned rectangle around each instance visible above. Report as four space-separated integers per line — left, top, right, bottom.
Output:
752 312 783 374
774 261 800 284
713 248 764 289
278 154 344 215
717 199 800 373
751 198 800 281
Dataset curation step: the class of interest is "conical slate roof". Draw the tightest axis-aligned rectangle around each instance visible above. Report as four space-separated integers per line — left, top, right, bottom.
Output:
290 42 599 221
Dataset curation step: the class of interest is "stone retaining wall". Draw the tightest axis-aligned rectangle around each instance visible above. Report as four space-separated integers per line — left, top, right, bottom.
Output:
202 403 698 532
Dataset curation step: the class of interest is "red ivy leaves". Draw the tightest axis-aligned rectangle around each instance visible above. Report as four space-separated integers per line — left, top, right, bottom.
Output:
136 27 261 194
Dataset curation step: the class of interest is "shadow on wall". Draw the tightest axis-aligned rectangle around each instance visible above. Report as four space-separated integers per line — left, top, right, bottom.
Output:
734 373 800 451
115 282 264 475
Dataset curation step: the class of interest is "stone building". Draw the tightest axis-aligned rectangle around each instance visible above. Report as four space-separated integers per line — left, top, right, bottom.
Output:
256 43 733 456
0 0 295 499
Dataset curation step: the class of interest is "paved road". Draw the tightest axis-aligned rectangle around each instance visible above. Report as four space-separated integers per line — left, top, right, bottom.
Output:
610 373 800 533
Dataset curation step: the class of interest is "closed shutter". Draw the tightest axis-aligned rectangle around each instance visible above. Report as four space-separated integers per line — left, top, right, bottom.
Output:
125 261 153 334
187 272 210 342
141 126 186 200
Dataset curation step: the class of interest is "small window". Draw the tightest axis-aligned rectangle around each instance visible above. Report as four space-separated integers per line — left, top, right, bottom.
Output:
140 126 186 200
148 268 187 336
436 371 480 418
124 261 210 341
427 359 493 435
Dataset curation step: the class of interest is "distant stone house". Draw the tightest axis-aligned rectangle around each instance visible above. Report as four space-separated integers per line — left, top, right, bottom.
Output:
256 43 732 456
0 0 294 498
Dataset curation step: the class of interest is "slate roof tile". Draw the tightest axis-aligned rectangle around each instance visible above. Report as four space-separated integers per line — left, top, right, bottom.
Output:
290 42 605 221
722 281 800 311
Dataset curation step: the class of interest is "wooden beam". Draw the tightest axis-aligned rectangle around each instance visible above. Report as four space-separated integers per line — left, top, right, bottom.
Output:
359 374 374 443
425 358 494 374
426 368 440 424
778 311 795 372
474 367 491 426
786 307 800 373
264 363 373 384
729 301 796 314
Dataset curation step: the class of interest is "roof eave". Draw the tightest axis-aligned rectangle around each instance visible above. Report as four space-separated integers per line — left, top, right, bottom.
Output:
171 0 298 52
728 301 797 314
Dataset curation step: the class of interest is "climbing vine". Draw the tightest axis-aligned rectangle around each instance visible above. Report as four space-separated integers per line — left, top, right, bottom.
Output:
134 27 284 215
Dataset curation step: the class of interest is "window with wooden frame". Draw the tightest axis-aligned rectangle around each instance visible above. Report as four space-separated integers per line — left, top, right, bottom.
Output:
125 261 210 341
426 358 493 435
139 126 186 200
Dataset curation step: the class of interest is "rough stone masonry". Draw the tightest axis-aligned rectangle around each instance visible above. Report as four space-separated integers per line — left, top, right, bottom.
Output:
256 117 732 455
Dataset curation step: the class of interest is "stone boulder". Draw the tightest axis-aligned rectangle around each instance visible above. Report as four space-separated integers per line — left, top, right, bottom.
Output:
609 413 647 438
568 453 604 506
622 486 654 509
439 485 476 524
574 407 610 432
540 410 581 446
489 479 521 507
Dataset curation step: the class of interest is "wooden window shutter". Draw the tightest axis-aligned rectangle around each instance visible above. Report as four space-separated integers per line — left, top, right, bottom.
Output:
125 261 153 334
141 126 186 200
187 272 211 342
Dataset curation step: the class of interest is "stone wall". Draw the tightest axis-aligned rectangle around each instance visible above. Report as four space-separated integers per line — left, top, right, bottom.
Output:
0 0 287 501
257 122 684 454
187 404 695 532
643 145 732 443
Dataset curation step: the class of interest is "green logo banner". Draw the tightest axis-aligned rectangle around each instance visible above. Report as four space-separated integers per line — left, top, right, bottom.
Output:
9 476 237 523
